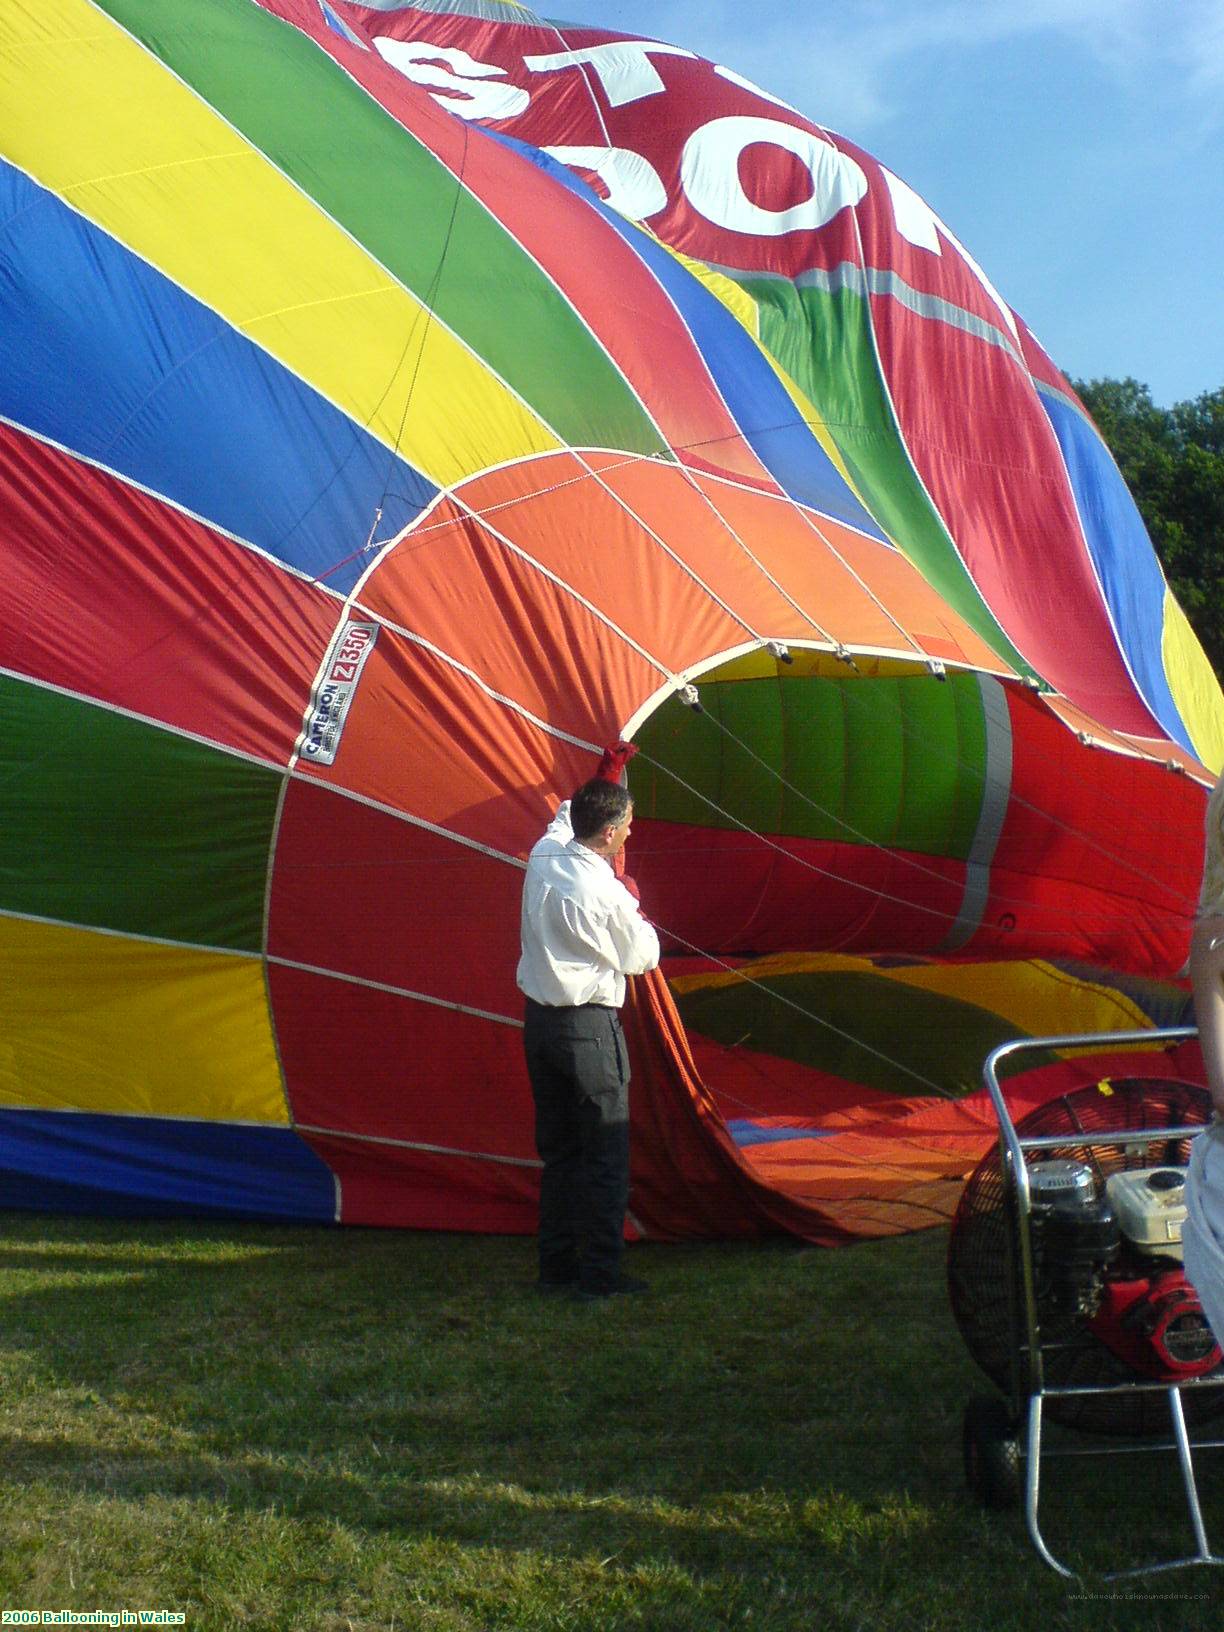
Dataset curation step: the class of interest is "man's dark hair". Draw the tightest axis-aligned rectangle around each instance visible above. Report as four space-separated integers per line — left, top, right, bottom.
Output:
570 779 632 841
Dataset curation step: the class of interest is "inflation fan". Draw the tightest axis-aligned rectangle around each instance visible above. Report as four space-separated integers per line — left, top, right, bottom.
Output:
947 1028 1224 1578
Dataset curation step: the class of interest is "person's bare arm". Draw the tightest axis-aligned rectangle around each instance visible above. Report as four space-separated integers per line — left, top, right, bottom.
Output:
1191 914 1224 1116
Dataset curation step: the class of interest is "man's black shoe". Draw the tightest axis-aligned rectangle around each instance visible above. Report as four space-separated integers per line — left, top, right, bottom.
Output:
570 1275 650 1303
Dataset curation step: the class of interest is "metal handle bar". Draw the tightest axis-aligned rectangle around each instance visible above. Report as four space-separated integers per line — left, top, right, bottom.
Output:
1015 1124 1204 1154
981 1026 1199 1220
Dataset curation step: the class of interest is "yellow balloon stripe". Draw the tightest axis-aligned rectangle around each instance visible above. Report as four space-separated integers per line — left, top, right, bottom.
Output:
0 0 560 487
657 238 872 507
0 917 287 1124
670 951 1155 1047
1162 588 1224 776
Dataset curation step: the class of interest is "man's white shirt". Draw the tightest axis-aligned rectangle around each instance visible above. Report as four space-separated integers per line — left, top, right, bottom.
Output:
517 801 660 1008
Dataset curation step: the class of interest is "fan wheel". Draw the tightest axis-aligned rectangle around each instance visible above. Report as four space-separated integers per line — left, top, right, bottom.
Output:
963 1394 1022 1509
948 1075 1221 1436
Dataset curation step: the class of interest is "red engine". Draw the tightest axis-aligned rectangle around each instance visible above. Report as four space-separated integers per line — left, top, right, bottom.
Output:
1029 1160 1221 1381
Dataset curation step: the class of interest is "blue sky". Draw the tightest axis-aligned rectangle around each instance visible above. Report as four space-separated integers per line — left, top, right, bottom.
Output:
550 0 1224 407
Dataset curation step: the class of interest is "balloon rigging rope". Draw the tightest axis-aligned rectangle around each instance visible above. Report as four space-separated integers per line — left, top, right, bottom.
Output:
686 698 1202 920
796 657 1188 855
260 118 474 580
630 728 1195 943
624 727 1190 1110
536 10 617 154
268 90 471 583
354 443 1189 878
632 743 967 929
348 422 1191 895
372 118 473 527
643 917 956 1100
701 698 1094 905
320 430 1191 876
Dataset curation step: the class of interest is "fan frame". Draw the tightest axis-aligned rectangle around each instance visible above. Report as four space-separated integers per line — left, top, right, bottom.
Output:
953 1026 1224 1581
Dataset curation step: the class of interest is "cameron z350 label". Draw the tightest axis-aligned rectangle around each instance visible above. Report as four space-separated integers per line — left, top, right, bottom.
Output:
301 620 379 766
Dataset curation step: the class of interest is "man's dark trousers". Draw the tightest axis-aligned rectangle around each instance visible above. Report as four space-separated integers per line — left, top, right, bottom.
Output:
523 997 630 1292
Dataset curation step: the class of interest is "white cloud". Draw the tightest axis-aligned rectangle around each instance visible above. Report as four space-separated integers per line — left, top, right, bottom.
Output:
1176 0 1224 99
586 0 1224 135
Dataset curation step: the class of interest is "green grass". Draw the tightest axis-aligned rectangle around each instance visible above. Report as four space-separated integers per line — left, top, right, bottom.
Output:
0 1216 1220 1631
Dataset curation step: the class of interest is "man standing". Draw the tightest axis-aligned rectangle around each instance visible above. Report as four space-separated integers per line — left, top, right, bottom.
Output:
517 772 660 1301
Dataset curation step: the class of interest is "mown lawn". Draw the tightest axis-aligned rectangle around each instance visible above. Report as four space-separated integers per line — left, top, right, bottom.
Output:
0 1215 1220 1630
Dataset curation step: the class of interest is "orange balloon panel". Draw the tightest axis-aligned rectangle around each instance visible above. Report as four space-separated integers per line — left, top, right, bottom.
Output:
684 470 1015 671
294 623 611 848
364 457 754 703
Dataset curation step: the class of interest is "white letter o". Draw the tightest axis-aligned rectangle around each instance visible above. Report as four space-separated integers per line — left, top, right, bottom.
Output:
680 115 866 236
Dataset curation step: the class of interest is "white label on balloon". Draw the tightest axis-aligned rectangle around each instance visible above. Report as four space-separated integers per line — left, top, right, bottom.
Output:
302 620 379 766
680 116 867 236
373 38 530 120
523 41 696 108
542 144 668 220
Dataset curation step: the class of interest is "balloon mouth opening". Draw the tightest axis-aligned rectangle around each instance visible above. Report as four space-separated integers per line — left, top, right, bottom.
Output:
621 656 991 1148
622 650 1196 1198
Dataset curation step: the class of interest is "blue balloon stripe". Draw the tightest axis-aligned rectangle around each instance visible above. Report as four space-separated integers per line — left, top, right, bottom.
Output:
484 133 888 542
0 1110 337 1222
726 1118 836 1146
1038 388 1191 754
0 159 435 595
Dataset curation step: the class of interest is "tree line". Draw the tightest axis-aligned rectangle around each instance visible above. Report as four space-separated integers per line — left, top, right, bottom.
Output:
1072 377 1224 679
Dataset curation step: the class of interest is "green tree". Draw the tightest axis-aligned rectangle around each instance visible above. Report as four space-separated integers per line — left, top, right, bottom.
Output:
1072 377 1224 678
